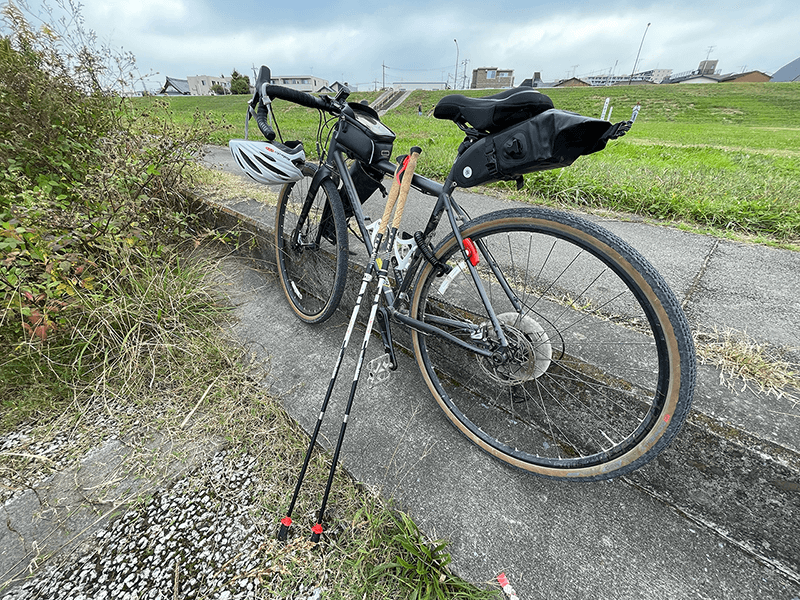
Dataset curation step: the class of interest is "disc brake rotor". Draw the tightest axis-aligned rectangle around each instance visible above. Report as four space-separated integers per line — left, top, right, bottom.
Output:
477 312 553 384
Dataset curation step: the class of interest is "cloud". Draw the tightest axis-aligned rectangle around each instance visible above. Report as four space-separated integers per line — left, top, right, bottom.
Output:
31 0 800 88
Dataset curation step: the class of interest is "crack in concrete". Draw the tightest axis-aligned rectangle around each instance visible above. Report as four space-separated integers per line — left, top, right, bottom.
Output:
682 238 720 311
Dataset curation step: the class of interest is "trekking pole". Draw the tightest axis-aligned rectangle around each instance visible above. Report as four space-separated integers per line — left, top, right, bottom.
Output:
310 147 421 544
277 157 407 542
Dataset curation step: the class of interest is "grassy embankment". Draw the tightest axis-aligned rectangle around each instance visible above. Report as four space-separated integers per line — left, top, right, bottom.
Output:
159 83 800 248
0 3 495 597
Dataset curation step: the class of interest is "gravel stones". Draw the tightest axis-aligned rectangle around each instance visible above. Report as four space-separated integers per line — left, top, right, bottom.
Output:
1 450 324 600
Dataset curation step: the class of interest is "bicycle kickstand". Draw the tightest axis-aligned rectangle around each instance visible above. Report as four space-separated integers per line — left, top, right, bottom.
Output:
277 148 421 543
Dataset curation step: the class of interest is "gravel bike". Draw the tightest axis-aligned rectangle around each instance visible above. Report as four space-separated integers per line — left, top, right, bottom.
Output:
230 66 696 488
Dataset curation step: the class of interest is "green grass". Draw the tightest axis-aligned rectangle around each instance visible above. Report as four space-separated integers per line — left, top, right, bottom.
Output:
0 243 498 599
146 83 800 246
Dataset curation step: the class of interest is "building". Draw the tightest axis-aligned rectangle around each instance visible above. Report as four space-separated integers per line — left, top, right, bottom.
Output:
719 71 771 83
471 68 515 89
664 60 722 84
269 76 330 93
519 72 557 88
586 69 673 86
187 75 232 96
158 77 190 95
554 77 591 88
771 57 800 82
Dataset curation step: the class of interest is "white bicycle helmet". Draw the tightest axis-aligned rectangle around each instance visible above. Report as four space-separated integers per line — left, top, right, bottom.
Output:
228 139 306 185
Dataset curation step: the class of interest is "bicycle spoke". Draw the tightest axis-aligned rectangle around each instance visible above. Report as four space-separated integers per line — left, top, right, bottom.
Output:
412 207 693 479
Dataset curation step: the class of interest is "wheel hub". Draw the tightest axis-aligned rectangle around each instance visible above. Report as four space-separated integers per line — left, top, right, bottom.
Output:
478 312 552 384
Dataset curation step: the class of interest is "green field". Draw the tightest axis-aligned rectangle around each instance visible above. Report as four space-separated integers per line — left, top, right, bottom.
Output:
147 83 800 246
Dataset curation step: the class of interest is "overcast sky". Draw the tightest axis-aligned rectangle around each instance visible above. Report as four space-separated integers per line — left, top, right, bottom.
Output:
12 0 800 91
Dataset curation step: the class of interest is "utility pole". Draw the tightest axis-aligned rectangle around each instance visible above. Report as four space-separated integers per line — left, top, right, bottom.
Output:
628 22 651 85
382 62 386 90
453 39 459 90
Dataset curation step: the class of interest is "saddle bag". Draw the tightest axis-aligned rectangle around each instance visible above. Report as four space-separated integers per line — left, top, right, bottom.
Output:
452 109 630 188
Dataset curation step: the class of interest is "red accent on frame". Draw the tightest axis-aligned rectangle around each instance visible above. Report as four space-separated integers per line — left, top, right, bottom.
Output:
281 517 293 527
312 523 324 535
463 237 479 266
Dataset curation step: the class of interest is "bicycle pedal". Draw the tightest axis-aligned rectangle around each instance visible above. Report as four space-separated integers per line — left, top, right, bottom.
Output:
367 354 393 387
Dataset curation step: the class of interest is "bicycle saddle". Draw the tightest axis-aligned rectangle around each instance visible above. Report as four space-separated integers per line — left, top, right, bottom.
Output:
434 87 554 133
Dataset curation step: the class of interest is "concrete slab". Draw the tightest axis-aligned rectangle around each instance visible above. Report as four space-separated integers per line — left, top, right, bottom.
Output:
687 240 800 355
215 254 800 599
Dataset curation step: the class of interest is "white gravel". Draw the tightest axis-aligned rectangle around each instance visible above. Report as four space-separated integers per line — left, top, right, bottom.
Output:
1 450 325 600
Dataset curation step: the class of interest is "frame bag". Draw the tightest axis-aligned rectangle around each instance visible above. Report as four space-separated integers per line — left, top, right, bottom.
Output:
453 109 630 188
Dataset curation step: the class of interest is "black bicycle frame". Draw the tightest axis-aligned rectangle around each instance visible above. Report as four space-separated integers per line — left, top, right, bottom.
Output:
300 126 516 357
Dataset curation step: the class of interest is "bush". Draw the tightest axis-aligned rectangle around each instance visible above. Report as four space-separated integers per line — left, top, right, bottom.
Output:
230 69 250 95
0 0 220 423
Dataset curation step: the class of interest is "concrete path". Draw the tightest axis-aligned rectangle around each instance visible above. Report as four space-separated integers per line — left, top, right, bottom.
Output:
198 145 800 599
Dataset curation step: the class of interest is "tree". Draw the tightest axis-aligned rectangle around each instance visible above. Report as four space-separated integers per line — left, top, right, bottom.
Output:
230 69 250 95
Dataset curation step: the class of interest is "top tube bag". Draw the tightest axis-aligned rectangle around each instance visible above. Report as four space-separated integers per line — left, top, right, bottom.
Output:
452 108 624 188
336 102 396 164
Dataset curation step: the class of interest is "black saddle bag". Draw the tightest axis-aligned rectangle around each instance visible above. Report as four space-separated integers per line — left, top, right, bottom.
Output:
452 109 629 188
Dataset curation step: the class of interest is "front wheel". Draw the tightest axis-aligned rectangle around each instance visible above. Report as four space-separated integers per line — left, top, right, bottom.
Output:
410 207 695 481
275 164 348 324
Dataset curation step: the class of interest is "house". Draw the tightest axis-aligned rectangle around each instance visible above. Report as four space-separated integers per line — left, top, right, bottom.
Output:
719 71 771 83
520 72 556 88
330 81 361 93
663 60 722 84
269 76 329 93
158 77 190 95
553 77 591 87
186 75 232 96
471 68 515 89
772 57 800 82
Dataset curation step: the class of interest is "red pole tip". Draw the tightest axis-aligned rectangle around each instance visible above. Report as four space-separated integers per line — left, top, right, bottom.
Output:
281 516 293 527
311 523 324 535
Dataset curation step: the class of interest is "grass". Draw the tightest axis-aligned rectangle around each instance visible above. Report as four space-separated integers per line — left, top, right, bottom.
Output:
147 83 800 247
0 242 498 599
695 327 799 403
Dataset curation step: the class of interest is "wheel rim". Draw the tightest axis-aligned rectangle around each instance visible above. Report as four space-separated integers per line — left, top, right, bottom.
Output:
411 213 685 477
276 175 345 322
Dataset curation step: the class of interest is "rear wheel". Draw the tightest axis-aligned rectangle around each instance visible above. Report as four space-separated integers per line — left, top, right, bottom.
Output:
410 207 695 481
275 164 348 324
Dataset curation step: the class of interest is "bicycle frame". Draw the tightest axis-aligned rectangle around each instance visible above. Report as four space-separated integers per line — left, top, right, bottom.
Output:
300 126 517 361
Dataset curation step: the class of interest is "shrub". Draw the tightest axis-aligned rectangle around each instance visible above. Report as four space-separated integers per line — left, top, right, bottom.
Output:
0 1 220 418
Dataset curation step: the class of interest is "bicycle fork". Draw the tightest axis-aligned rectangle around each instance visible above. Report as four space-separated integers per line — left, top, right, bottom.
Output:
278 148 421 544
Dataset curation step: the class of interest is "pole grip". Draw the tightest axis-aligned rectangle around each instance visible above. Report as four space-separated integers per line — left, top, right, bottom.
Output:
377 161 403 238
391 148 422 231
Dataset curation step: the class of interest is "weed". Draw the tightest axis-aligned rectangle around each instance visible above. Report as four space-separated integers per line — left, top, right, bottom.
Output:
694 327 799 401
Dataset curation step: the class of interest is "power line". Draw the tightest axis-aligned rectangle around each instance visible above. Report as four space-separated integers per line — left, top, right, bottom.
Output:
382 65 453 73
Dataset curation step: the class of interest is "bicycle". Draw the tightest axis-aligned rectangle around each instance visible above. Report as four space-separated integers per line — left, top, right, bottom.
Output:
230 66 696 539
